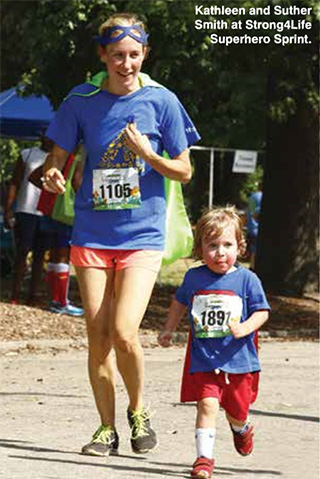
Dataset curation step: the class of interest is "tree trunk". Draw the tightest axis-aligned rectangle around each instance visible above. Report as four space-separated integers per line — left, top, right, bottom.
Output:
256 100 319 296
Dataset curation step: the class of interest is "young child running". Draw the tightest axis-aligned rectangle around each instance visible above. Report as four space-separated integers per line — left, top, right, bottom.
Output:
158 206 270 479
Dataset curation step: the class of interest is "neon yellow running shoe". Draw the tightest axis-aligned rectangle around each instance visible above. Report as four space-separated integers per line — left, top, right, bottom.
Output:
81 424 119 456
127 408 158 454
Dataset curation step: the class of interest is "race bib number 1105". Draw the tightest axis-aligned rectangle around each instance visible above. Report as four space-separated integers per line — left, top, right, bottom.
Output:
92 167 141 210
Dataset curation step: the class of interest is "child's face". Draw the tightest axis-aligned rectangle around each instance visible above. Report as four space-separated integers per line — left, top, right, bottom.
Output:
201 223 239 274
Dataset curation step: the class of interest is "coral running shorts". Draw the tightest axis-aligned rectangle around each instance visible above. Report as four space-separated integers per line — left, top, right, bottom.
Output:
70 246 163 273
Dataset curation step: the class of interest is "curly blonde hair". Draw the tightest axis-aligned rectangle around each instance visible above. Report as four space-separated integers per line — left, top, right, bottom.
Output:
193 205 246 261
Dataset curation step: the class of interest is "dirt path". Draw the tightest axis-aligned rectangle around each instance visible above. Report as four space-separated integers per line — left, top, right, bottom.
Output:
1 341 319 478
0 284 319 342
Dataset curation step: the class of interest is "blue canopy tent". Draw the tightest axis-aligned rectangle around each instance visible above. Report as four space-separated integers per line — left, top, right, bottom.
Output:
0 88 55 270
0 87 55 140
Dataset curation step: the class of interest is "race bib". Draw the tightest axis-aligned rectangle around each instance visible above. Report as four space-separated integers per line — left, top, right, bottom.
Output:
92 167 141 210
191 291 243 338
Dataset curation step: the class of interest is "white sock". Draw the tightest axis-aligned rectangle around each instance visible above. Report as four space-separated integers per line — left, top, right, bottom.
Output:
195 428 216 459
231 422 250 434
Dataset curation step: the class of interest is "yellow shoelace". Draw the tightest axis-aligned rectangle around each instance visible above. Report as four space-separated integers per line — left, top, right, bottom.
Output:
92 424 115 444
130 408 152 439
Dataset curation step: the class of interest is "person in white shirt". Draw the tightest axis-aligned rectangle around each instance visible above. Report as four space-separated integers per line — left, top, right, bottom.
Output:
4 134 53 304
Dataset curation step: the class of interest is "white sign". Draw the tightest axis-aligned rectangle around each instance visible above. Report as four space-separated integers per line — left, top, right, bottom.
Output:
232 150 257 173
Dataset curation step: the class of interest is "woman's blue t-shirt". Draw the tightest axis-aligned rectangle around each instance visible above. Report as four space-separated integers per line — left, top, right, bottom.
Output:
47 83 200 249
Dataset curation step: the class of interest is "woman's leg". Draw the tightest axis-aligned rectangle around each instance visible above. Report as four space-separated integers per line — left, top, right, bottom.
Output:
110 266 159 454
111 267 158 411
27 247 46 303
75 266 116 426
11 213 35 303
11 249 28 302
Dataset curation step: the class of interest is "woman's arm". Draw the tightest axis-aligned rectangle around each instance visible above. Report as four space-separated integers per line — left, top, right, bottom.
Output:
42 144 70 194
4 157 25 228
124 123 192 183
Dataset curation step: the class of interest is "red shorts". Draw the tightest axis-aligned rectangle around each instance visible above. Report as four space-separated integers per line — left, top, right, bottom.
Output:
70 246 163 273
180 332 259 421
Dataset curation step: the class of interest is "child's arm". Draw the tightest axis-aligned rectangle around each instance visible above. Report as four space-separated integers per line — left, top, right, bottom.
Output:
229 310 269 339
158 298 187 347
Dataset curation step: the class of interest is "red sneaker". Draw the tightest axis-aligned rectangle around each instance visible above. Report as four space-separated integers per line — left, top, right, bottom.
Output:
190 456 215 478
231 423 254 456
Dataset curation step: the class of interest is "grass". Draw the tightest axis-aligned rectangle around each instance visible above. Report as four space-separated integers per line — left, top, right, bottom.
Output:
157 258 250 287
157 258 194 287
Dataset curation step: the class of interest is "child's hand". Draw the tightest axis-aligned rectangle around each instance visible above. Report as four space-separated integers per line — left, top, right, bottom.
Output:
228 321 248 339
229 311 268 339
158 330 173 347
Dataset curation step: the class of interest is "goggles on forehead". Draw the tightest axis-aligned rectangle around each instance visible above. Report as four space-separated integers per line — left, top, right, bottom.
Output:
94 25 149 46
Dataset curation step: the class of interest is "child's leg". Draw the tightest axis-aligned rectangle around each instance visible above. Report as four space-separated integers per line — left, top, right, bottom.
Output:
226 412 254 456
223 373 255 456
225 412 248 431
195 397 219 459
196 397 219 428
191 398 218 478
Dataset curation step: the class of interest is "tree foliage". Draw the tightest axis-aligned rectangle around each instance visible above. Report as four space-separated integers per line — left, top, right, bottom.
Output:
1 0 318 139
0 140 33 184
1 0 319 294
1 0 268 144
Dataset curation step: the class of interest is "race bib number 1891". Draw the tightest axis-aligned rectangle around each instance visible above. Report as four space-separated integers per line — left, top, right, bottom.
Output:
191 290 243 338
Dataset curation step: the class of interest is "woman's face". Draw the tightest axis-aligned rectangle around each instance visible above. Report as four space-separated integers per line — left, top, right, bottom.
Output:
100 36 146 95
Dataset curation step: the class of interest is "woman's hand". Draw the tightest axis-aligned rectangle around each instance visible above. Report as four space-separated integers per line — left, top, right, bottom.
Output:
124 122 154 161
42 167 66 194
42 144 70 194
124 123 192 183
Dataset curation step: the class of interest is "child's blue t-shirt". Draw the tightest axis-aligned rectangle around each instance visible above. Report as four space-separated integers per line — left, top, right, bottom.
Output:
175 265 270 374
47 83 200 250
